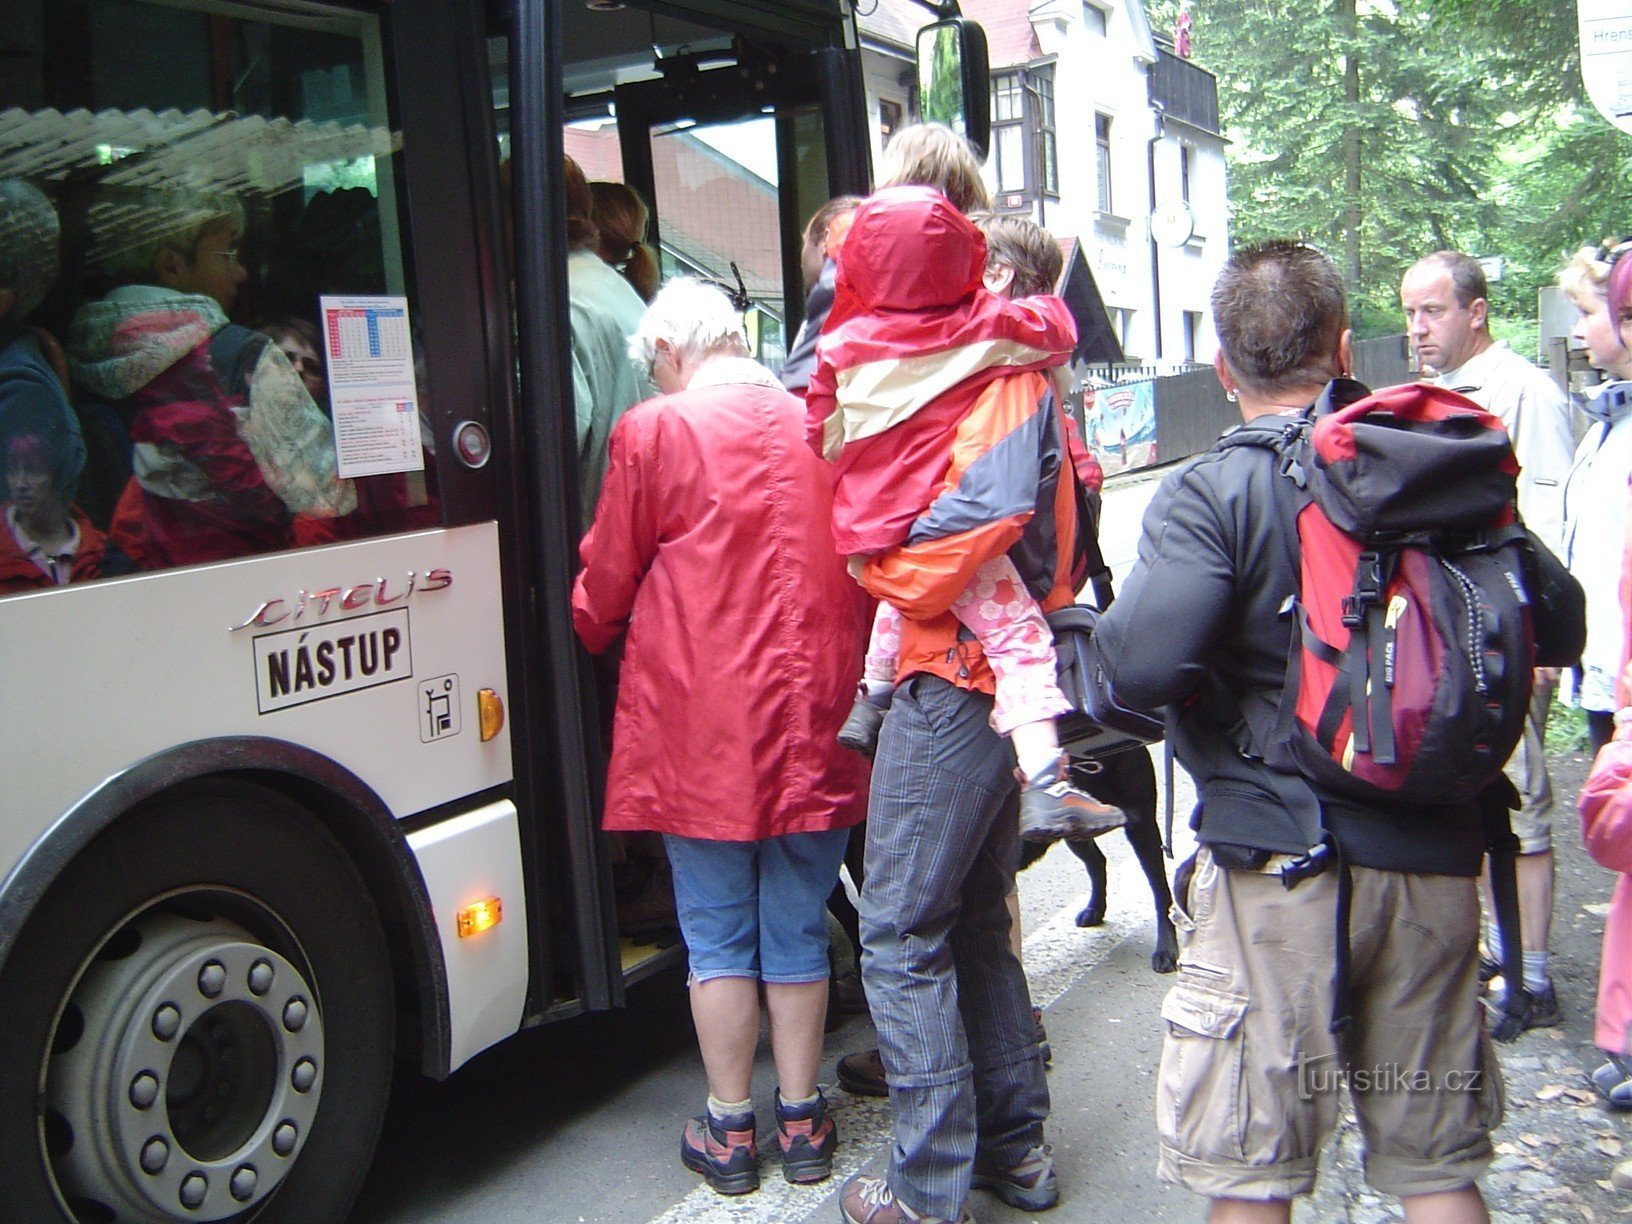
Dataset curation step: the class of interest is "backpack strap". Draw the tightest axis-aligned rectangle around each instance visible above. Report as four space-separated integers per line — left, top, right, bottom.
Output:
1481 779 1530 1042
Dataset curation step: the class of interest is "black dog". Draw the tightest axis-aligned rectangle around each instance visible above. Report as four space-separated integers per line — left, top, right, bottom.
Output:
1017 747 1178 973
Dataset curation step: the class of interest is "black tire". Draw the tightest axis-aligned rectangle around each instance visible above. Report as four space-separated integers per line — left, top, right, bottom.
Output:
0 780 394 1223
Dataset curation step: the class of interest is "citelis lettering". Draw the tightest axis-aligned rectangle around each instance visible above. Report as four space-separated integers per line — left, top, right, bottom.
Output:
231 569 452 632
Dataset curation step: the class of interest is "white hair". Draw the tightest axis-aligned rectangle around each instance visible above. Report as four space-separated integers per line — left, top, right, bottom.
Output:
627 277 747 369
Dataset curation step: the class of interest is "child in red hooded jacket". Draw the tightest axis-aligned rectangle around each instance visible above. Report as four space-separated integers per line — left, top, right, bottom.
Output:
808 189 1123 842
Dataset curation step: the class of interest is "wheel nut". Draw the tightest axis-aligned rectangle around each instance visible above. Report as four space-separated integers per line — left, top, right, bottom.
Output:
140 1137 169 1174
291 1057 317 1092
248 960 274 995
198 961 226 998
179 1172 208 1208
129 1072 160 1110
283 997 308 1032
151 1003 182 1041
272 1121 298 1156
230 1164 258 1201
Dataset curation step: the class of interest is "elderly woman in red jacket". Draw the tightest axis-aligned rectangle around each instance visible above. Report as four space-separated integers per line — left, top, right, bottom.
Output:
572 278 867 1198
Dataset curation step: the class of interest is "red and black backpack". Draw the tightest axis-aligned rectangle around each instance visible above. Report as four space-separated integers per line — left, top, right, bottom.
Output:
1218 378 1540 807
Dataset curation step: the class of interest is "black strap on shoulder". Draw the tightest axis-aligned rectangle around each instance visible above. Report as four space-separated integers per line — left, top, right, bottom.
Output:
1075 482 1116 611
1481 779 1530 1041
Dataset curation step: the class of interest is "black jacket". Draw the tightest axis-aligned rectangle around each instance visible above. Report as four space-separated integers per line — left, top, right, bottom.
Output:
1091 414 1486 876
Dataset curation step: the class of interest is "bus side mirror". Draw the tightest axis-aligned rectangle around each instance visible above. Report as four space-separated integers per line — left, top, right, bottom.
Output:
915 16 990 161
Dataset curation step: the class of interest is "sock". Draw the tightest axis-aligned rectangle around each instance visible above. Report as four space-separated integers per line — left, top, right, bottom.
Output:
1010 720 1062 781
1522 949 1551 994
708 1095 753 1124
778 1089 820 1111
1485 928 1504 964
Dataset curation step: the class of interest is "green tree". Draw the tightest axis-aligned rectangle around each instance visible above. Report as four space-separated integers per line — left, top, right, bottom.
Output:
1149 0 1631 343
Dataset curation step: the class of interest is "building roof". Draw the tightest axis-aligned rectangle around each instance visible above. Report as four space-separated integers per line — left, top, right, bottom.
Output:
960 0 1041 68
858 0 1041 67
1056 237 1123 364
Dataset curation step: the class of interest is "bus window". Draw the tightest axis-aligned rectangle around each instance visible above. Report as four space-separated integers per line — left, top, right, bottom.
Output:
0 0 440 597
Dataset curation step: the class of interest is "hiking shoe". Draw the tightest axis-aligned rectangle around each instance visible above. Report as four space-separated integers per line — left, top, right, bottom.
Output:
972 1143 1060 1211
1478 955 1502 985
1032 1006 1052 1066
839 1174 974 1223
837 1048 889 1098
838 698 886 757
1592 1055 1632 1110
1486 981 1562 1041
1018 759 1125 842
775 1090 837 1183
680 1108 759 1195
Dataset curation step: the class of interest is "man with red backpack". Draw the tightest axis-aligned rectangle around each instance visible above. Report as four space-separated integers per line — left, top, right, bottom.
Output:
1089 241 1582 1224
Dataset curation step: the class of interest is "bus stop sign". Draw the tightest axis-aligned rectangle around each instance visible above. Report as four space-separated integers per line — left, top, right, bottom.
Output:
1580 0 1632 134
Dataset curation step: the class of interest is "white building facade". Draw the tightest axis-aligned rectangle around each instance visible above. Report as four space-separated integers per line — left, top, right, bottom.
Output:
857 0 1228 373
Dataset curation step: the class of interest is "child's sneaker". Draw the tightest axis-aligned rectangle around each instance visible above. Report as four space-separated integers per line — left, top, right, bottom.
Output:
680 1106 759 1195
1018 757 1125 842
837 696 886 756
1592 1054 1632 1110
774 1089 837 1183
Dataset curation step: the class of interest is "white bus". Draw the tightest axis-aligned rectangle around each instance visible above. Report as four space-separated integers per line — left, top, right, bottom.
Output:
0 1 985 1219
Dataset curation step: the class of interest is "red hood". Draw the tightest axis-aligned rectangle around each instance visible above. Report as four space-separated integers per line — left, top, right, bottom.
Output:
836 186 986 313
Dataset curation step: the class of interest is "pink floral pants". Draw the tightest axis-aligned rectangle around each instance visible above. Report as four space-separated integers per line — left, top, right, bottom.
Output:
863 554 1070 736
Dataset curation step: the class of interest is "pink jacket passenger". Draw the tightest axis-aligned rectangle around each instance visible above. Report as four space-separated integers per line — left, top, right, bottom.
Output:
1579 482 1632 1058
571 358 868 841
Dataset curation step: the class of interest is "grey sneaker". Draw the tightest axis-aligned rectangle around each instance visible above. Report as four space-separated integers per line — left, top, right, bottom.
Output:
1018 758 1125 842
972 1143 1059 1211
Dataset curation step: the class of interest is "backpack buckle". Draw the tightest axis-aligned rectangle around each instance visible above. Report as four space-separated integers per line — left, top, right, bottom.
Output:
1342 552 1384 627
1280 842 1331 887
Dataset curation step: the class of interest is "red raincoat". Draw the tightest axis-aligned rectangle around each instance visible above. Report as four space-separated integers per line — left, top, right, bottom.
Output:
572 360 868 841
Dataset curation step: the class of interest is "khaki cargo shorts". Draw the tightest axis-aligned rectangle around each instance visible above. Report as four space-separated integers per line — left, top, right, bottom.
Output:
1156 847 1504 1201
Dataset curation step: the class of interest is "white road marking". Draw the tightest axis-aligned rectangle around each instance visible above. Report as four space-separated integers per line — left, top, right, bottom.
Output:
648 865 1151 1224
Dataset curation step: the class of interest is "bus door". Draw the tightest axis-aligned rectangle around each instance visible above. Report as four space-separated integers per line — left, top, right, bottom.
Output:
496 0 871 1017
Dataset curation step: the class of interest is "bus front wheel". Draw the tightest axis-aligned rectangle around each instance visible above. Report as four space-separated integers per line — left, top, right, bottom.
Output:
0 781 395 1223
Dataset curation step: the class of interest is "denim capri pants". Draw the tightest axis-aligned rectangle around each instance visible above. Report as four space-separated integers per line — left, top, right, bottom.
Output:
663 827 851 984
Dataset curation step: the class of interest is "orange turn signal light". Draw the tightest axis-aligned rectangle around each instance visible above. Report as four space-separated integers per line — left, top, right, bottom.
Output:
478 688 504 742
456 896 502 938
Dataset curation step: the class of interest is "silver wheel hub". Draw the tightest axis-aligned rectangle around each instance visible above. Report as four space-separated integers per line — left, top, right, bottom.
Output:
48 912 325 1222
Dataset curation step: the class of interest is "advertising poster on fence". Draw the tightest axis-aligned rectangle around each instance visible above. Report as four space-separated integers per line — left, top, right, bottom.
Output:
1083 380 1157 475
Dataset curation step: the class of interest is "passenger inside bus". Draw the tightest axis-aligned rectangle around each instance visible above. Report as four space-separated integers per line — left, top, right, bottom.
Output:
565 155 652 523
259 317 329 412
65 190 355 570
589 180 660 303
0 179 86 509
0 400 123 593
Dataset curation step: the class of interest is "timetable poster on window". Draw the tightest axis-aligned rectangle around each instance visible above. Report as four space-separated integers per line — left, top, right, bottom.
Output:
321 295 426 478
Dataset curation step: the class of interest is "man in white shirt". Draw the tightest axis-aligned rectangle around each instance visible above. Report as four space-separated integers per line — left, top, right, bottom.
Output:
1401 250 1575 1031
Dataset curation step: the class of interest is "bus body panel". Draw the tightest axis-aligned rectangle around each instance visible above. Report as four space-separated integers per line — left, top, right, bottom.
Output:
406 798 529 1072
0 522 514 882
